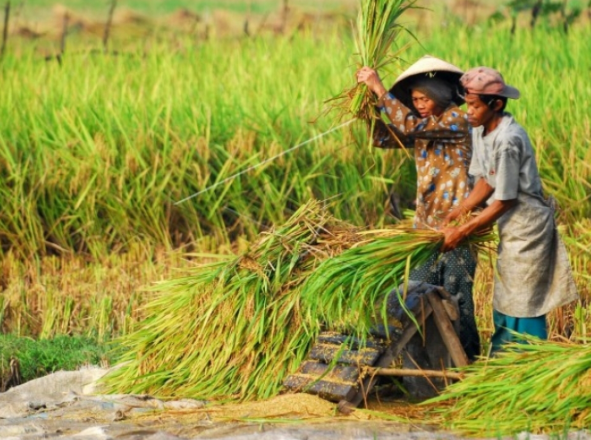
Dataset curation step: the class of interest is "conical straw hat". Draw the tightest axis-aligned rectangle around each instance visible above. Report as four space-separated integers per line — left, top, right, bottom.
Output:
389 55 465 111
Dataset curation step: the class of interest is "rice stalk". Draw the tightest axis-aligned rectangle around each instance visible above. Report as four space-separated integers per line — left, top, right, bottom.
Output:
328 0 415 122
349 0 416 119
298 223 494 337
427 337 591 436
105 200 345 400
105 201 495 401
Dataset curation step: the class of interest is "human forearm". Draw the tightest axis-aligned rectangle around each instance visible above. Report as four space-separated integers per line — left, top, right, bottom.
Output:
357 67 413 133
442 198 517 252
460 179 495 213
373 84 388 99
458 198 517 236
444 178 494 225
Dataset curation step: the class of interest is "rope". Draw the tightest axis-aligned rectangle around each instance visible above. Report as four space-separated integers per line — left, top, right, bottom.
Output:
174 119 356 205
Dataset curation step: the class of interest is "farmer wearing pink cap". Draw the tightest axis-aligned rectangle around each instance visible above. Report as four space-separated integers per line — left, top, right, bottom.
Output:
357 56 481 362
441 67 578 354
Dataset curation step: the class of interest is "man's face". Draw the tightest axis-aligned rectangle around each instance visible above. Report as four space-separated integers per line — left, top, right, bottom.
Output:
465 93 495 127
411 90 440 118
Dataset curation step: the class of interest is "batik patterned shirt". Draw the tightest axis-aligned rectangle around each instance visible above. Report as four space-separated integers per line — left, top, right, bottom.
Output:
374 92 473 228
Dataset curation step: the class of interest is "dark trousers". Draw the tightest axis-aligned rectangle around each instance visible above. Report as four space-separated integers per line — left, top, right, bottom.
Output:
409 247 480 360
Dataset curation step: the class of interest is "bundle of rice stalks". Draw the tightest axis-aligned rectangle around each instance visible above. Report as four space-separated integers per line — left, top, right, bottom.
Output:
299 225 494 336
428 338 591 436
105 201 494 401
340 0 416 120
105 201 357 400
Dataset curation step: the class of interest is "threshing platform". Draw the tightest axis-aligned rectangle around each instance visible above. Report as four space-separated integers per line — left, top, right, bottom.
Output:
283 282 468 407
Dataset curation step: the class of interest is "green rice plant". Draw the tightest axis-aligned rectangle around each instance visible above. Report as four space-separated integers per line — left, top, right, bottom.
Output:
104 201 328 398
0 5 589 351
427 337 591 436
1 17 588 262
39 290 59 339
348 0 416 119
104 201 495 401
0 30 407 259
104 200 337 400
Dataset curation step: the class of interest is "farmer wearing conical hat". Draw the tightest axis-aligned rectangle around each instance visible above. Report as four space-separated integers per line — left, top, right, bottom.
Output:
441 67 579 354
357 55 480 360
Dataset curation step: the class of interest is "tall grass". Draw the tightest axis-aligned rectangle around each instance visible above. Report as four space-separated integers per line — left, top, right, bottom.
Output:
0 31 409 258
0 241 194 338
0 18 589 341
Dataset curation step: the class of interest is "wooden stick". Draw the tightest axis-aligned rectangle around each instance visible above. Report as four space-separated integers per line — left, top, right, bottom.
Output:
0 1 10 59
59 12 69 59
427 292 469 368
369 367 463 380
346 303 434 409
243 0 251 36
103 0 117 53
280 0 289 34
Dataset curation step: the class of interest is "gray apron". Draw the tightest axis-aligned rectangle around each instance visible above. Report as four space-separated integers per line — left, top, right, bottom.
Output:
494 194 579 317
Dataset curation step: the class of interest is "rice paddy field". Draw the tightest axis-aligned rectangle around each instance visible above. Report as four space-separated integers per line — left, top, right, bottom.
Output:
0 0 590 436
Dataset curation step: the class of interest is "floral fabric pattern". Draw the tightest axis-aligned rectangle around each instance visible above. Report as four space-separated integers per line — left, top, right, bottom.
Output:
374 92 473 228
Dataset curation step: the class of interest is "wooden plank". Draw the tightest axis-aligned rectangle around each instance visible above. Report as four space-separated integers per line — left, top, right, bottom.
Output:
434 285 453 301
426 292 468 368
282 373 358 402
441 298 459 321
300 360 360 383
309 344 381 366
345 304 434 408
385 303 433 362
283 373 311 391
317 332 386 351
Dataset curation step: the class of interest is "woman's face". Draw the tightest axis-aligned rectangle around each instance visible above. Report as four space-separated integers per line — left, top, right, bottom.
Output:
411 90 441 118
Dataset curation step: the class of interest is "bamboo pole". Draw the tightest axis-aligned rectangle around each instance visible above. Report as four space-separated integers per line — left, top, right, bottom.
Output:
103 0 117 53
59 12 69 61
0 1 10 59
243 0 251 36
280 0 289 34
370 367 463 380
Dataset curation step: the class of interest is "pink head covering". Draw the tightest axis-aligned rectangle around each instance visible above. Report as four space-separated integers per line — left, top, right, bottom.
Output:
460 67 520 99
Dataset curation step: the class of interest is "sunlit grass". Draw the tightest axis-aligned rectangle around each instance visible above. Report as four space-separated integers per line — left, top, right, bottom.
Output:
0 15 588 345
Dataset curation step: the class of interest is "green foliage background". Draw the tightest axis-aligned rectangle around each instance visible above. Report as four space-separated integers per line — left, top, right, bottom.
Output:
0 334 116 384
0 0 589 357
